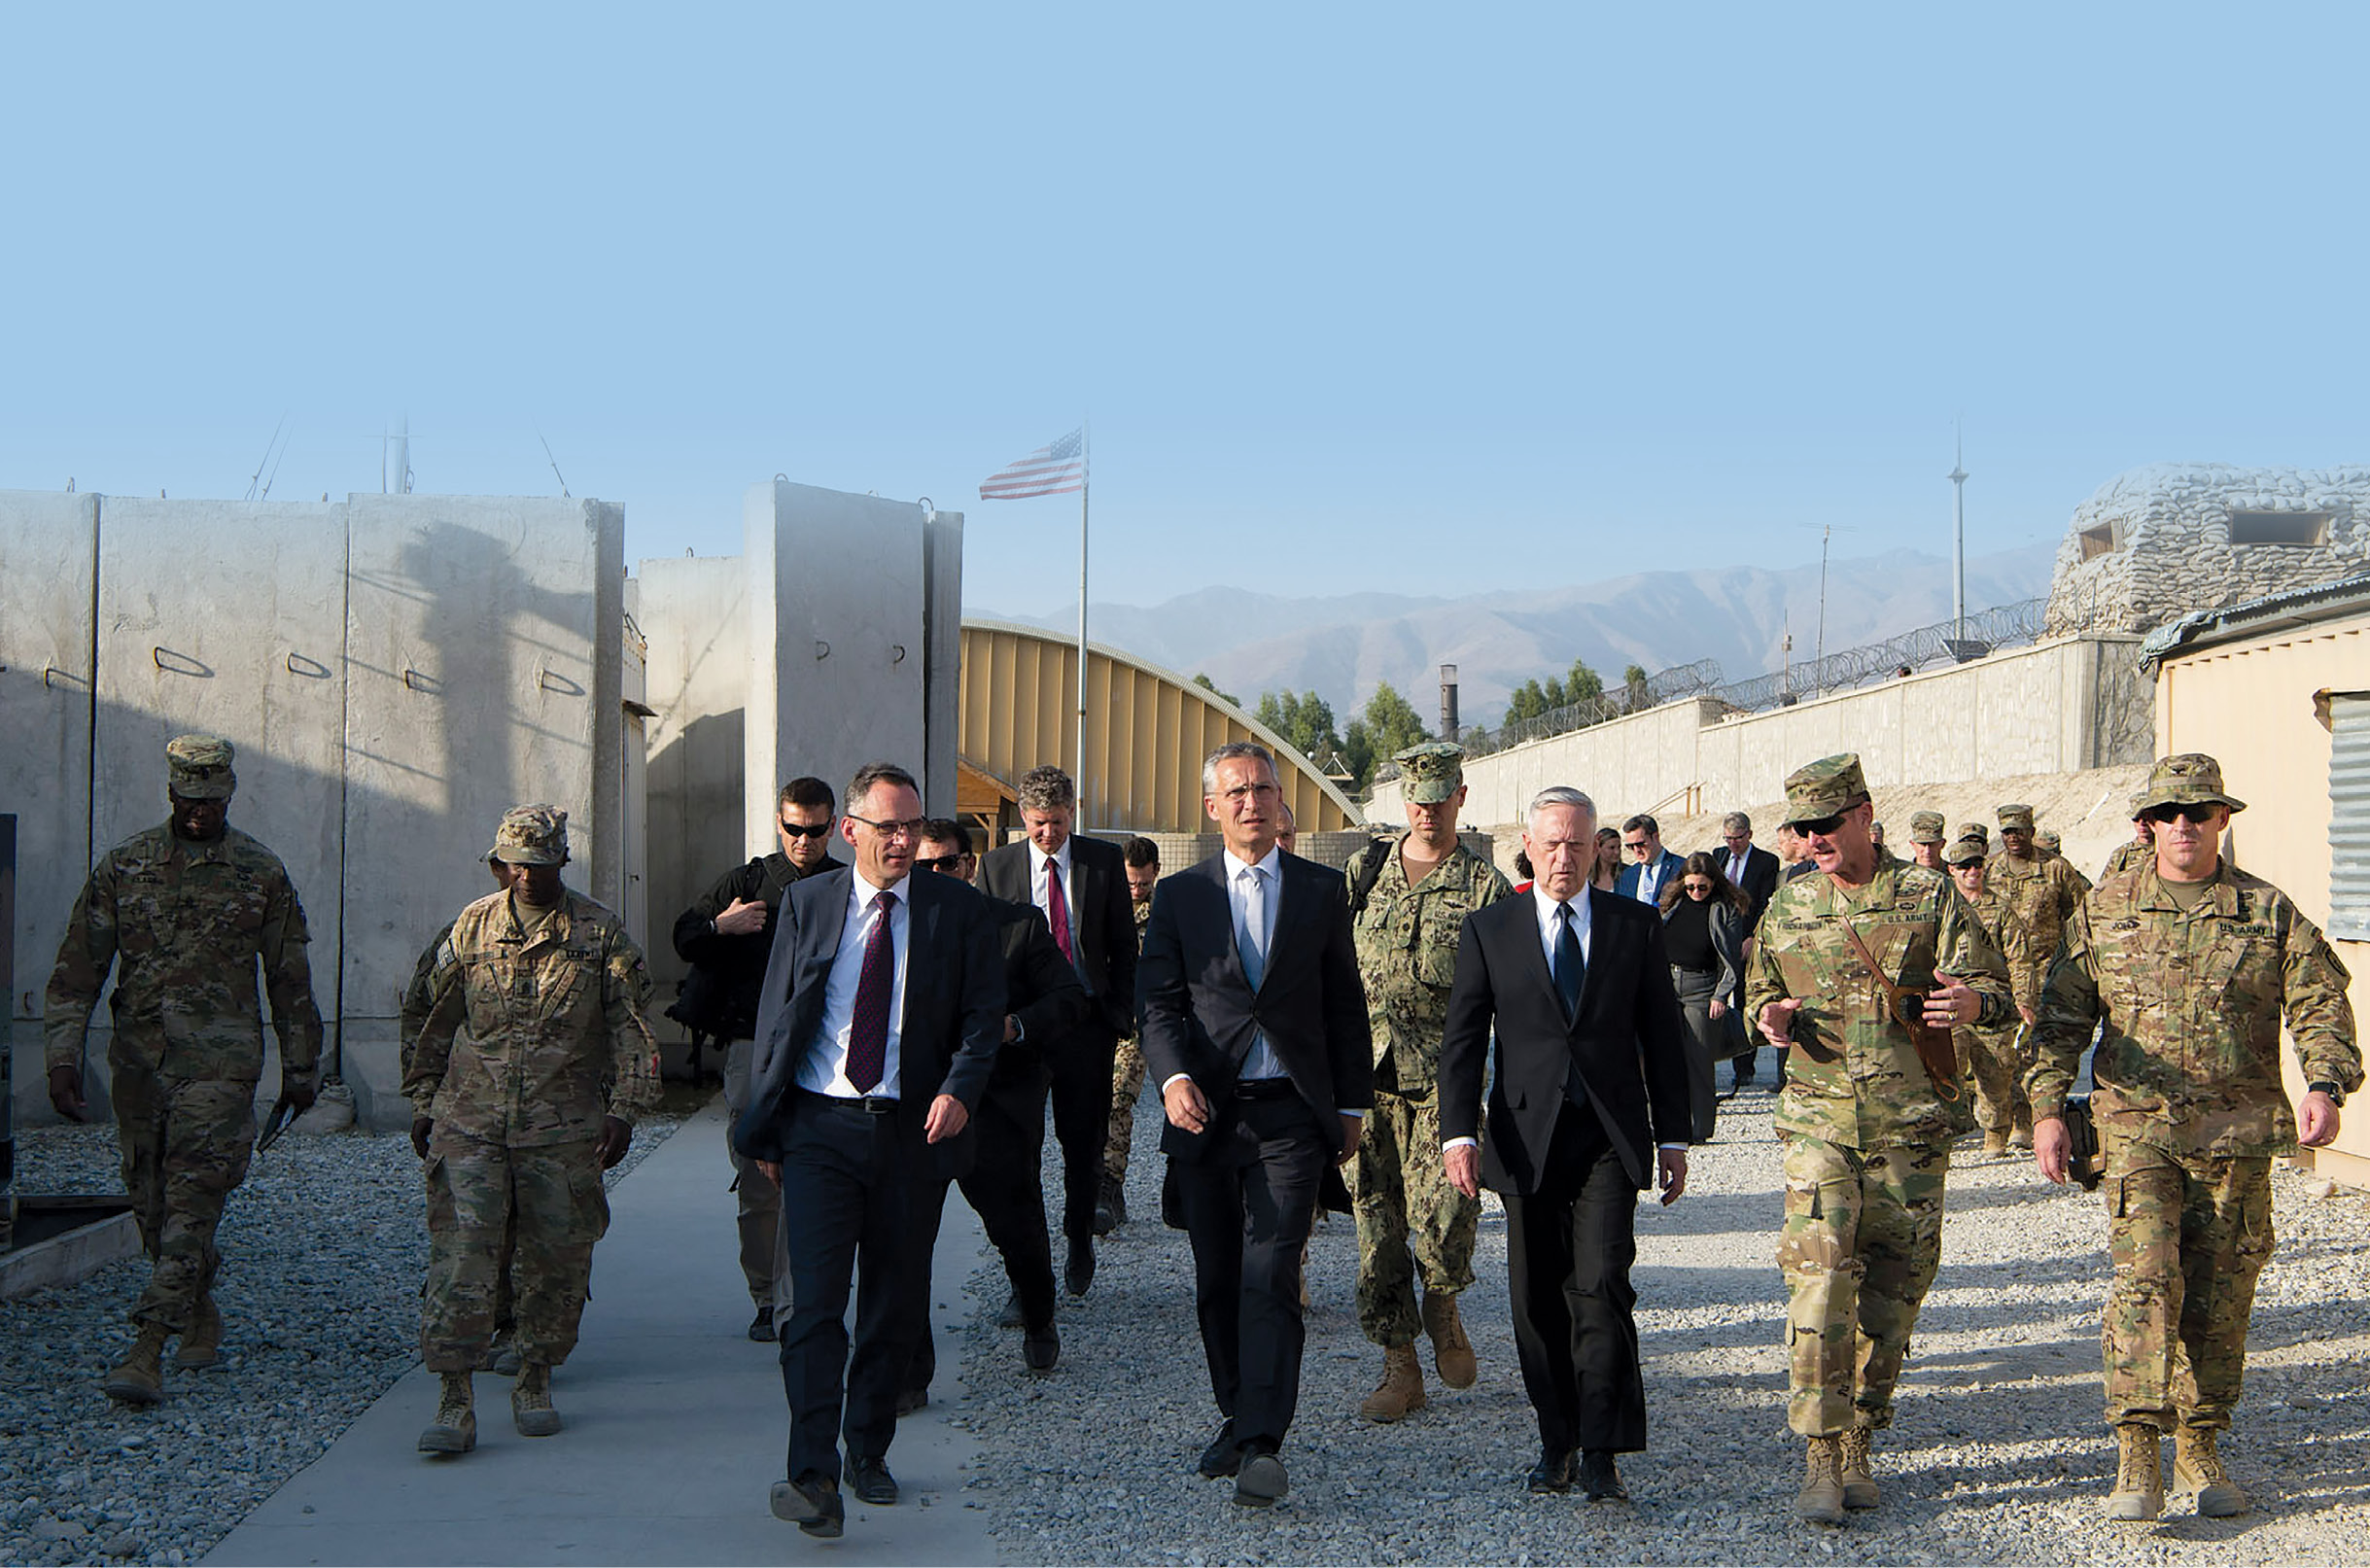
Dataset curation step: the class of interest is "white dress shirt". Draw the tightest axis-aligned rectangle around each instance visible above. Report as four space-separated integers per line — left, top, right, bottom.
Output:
796 870 912 1099
1029 838 1091 989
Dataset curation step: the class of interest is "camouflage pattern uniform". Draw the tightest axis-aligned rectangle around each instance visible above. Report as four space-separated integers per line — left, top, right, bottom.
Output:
1941 837 2033 1146
401 913 514 1349
2101 836 2152 881
45 736 323 1342
2027 756 2360 1441
1744 754 2012 1440
406 807 660 1375
1986 805 2088 1138
1349 816 1511 1349
1101 893 1155 1190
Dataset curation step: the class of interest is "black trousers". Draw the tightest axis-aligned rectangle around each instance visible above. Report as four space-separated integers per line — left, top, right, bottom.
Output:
1046 1023 1118 1239
1502 1104 1648 1454
899 1081 1058 1397
777 1095 917 1484
1172 1092 1327 1451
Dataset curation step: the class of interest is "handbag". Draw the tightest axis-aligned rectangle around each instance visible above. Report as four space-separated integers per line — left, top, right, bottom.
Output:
2060 1095 2107 1191
1834 916 1961 1101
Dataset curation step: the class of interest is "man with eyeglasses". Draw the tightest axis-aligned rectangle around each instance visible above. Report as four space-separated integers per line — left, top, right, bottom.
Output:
1745 753 2011 1526
673 776 842 1342
736 763 1005 1538
1986 802 2091 1156
1613 815 1685 905
2026 754 2358 1524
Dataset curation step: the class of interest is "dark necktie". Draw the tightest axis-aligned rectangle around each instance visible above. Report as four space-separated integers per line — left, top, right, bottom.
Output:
1046 859 1074 965
846 889 897 1093
1553 902 1586 1022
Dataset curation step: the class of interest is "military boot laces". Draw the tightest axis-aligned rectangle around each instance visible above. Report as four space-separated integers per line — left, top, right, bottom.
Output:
177 1293 223 1370
418 1372 477 1455
1421 1291 1478 1390
1796 1435 1846 1526
2106 1423 2163 1521
1359 1343 1427 1422
1838 1423 1878 1510
102 1326 170 1407
2175 1428 2248 1517
512 1362 563 1437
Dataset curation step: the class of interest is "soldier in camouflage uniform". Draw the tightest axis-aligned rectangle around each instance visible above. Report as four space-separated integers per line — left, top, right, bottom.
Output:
1097 836 1161 1235
405 805 660 1455
1942 835 2031 1156
1904 812 1946 872
2027 753 2359 1522
1745 753 2012 1526
2101 811 2152 881
1348 743 1512 1422
1988 804 2089 1155
46 735 325 1406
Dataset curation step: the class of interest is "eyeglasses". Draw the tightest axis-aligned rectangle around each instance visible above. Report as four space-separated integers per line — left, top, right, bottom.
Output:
2141 804 2223 826
1621 839 1652 854
778 819 832 839
912 853 967 872
847 814 925 841
1790 813 1846 838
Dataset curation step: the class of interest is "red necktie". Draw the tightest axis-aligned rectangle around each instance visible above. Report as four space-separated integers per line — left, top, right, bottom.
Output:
1046 860 1074 965
846 890 897 1093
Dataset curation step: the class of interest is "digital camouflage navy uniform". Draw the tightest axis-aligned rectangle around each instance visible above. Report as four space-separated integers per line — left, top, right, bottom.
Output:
1744 755 2012 1446
2027 754 2358 1514
45 735 323 1395
1348 743 1512 1415
406 807 659 1394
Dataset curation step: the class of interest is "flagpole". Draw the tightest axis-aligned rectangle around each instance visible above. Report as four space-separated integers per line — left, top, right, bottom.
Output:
1075 421 1091 825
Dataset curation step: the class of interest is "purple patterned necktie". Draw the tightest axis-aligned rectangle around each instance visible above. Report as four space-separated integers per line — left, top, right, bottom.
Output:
846 889 897 1093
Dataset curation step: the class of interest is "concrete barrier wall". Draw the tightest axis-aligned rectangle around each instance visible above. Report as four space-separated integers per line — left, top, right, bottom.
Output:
1373 636 2147 825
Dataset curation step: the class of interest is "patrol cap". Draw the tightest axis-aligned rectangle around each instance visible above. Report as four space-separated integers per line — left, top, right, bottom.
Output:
1942 834 1988 867
1956 821 1990 847
490 803 570 865
1782 752 1869 827
2132 752 2247 816
2036 829 2062 853
1997 803 2037 832
165 734 236 799
1394 741 1466 805
1907 811 1945 844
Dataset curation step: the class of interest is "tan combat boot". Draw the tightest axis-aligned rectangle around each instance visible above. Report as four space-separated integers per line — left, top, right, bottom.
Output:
1796 1434 1846 1525
1980 1131 2010 1158
2106 1422 2163 1520
2174 1427 2248 1517
1420 1290 1478 1390
418 1372 477 1455
1359 1343 1427 1422
512 1361 563 1437
176 1293 223 1370
1838 1421 1878 1509
2008 1116 2034 1152
102 1325 171 1406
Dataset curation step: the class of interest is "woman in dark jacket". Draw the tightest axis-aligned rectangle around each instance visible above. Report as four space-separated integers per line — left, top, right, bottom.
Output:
1657 851 1750 1141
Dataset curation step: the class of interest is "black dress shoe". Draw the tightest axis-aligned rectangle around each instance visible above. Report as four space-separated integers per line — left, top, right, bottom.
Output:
848 1456 899 1506
747 1305 776 1342
1197 1418 1240 1480
1580 1449 1628 1502
1526 1446 1576 1494
1023 1323 1060 1373
996 1291 1026 1329
1235 1447 1288 1508
770 1473 844 1538
893 1386 928 1417
1065 1237 1096 1296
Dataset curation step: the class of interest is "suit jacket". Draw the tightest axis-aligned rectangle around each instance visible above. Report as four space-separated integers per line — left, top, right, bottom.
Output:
979 894 1095 1123
1136 849 1375 1160
1439 888 1690 1194
731 865 1006 1169
1614 850 1687 906
1717 844 1782 933
981 834 1137 1039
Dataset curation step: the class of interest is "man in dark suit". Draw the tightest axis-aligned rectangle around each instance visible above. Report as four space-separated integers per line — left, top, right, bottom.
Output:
1138 742 1374 1509
897 819 1092 1411
1613 814 1687 905
1441 784 1690 1503
979 764 1137 1297
733 763 1005 1540
1715 810 1782 935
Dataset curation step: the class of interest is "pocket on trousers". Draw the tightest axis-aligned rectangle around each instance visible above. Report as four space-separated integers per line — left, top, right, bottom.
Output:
424 1154 457 1234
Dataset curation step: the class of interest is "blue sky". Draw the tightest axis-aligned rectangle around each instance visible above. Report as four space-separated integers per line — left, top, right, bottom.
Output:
4 4 2363 618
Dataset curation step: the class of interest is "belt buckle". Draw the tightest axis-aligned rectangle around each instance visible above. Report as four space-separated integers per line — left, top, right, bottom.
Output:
859 1096 896 1116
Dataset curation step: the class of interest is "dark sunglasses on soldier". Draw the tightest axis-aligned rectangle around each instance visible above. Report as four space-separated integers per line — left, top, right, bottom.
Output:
2141 804 2222 826
1789 813 1846 837
778 820 833 839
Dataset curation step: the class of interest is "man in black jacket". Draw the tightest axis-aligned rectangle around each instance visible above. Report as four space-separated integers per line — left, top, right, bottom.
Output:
897 820 1093 1411
672 775 838 1342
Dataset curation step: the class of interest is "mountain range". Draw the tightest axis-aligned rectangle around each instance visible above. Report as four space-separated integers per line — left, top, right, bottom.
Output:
974 542 2055 727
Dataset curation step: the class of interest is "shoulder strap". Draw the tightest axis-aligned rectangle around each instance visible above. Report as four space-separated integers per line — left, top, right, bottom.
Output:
1346 835 1394 917
1832 913 1961 1100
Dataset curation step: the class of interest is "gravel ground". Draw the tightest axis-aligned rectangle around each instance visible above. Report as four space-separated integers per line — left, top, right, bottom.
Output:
951 1066 2370 1565
0 1089 691 1568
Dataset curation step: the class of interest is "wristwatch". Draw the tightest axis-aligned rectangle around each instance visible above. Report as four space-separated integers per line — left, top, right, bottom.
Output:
2307 1080 2347 1106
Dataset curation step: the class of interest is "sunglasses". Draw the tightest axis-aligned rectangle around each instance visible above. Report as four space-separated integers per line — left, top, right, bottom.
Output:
912 854 967 872
2141 804 2223 826
1790 813 1846 837
778 820 832 839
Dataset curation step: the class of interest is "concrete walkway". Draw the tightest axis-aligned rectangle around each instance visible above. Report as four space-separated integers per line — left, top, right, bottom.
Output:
208 1098 996 1566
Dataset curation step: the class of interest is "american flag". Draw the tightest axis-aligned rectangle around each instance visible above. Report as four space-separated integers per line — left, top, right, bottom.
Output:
979 428 1086 500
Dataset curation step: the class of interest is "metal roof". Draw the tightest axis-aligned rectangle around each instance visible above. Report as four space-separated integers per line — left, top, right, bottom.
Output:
2137 569 2370 672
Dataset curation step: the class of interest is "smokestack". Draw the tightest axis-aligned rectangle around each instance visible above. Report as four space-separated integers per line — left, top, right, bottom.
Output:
1439 663 1459 742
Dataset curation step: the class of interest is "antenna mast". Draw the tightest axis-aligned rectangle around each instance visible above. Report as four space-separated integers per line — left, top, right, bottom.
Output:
1948 421 1969 642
